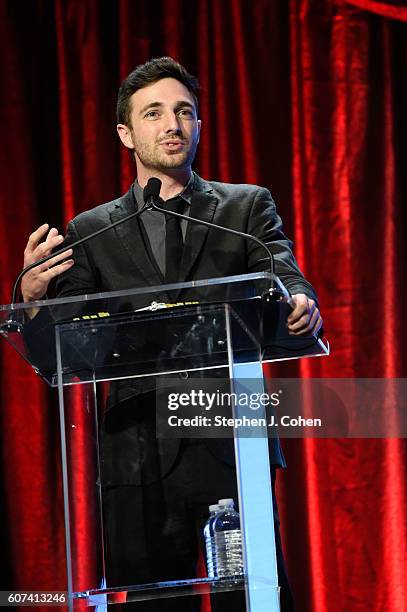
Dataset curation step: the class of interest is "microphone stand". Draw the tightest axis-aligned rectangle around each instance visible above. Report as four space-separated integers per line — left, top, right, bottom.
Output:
149 200 290 302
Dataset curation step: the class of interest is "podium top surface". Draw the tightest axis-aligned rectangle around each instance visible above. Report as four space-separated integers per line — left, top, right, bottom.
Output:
1 272 278 312
0 273 328 386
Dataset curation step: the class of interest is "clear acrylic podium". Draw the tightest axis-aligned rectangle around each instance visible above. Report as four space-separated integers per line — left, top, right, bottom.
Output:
0 272 329 611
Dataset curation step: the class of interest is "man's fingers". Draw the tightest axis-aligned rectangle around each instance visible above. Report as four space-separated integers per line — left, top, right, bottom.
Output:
287 302 315 329
312 315 323 335
31 233 65 262
43 228 64 251
288 307 317 332
288 308 322 336
21 255 74 302
26 223 50 252
299 307 319 333
22 226 72 302
287 302 306 323
299 314 323 337
36 249 73 273
287 295 315 323
288 314 311 332
25 225 65 266
41 259 75 281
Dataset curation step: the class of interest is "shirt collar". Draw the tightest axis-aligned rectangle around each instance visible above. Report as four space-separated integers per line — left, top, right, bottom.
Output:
133 174 195 210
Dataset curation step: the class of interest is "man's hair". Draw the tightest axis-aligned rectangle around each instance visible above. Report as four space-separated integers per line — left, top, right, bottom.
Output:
116 56 199 126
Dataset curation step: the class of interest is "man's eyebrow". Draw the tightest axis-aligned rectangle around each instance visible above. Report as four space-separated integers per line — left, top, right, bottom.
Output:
139 101 164 115
174 100 194 109
139 100 195 115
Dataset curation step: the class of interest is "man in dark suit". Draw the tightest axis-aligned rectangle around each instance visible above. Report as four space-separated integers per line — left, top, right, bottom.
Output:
21 57 322 611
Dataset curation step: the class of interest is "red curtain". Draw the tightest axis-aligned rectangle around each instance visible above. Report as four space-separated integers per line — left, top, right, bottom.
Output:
1 1 406 610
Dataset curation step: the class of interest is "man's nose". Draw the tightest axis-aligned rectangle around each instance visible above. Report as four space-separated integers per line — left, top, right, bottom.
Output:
163 112 182 133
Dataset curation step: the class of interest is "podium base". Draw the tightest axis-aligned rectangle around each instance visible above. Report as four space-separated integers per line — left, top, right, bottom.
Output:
73 575 280 607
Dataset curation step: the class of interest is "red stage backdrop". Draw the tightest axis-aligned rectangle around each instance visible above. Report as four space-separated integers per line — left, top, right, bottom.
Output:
0 1 406 611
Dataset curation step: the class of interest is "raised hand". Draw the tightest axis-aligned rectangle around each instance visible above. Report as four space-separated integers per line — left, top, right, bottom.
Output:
21 224 74 302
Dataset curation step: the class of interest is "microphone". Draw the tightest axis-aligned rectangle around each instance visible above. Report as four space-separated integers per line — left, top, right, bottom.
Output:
10 183 158 305
145 177 283 296
143 177 162 205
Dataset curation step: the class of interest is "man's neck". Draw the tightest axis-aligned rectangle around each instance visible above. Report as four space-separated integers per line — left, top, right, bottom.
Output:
136 168 192 201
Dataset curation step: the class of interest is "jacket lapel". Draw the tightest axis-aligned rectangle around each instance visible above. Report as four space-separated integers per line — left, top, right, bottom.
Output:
178 176 218 283
108 187 164 289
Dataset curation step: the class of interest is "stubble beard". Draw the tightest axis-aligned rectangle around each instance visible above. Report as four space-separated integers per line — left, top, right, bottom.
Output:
133 136 199 171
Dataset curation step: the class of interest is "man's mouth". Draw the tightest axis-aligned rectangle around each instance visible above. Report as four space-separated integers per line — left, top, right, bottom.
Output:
159 140 186 152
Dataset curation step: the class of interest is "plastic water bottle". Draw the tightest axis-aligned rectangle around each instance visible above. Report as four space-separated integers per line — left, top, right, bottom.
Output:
204 499 235 577
204 504 221 578
213 498 244 576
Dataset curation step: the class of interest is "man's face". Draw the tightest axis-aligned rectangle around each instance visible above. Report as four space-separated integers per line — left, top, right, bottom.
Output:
117 77 201 173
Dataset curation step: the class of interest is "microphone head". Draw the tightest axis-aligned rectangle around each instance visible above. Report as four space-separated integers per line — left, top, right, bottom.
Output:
143 177 162 203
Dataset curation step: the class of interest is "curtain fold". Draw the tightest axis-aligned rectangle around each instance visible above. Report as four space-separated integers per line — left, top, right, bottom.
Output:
0 1 406 610
343 0 407 22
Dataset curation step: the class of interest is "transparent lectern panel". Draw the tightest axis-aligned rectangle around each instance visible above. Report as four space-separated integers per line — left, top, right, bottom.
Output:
56 303 269 608
55 381 105 600
56 302 264 386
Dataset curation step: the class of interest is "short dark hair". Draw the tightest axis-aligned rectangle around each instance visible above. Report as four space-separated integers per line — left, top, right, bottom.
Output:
116 56 199 126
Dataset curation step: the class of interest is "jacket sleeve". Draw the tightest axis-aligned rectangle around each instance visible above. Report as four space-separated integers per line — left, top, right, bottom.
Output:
247 187 318 302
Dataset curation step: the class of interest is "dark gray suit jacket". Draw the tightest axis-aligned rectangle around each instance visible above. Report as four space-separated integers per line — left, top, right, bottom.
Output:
56 174 317 484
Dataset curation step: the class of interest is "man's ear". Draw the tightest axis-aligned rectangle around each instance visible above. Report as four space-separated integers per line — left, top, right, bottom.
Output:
117 124 134 149
197 119 202 143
